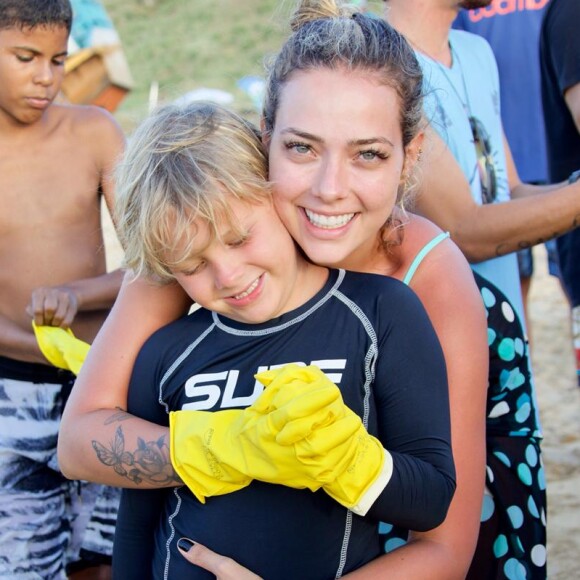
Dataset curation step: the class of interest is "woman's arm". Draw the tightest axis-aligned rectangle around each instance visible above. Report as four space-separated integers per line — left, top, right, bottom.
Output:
416 127 580 261
365 280 456 531
335 234 487 579
57 273 191 485
174 536 464 580
375 236 488 579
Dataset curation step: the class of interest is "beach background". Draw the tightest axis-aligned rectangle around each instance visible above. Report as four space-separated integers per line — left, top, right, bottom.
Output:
97 0 580 576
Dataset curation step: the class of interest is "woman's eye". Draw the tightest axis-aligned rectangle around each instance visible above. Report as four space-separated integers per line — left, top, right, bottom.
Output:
286 141 311 155
16 54 33 63
360 149 388 161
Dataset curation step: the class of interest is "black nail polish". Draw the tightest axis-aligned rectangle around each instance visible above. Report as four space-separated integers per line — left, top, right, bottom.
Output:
177 537 195 553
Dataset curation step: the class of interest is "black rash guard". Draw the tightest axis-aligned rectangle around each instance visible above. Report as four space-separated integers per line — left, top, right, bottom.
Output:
112 269 455 580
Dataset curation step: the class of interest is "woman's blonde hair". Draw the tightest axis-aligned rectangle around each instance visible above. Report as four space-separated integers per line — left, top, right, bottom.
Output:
115 102 271 282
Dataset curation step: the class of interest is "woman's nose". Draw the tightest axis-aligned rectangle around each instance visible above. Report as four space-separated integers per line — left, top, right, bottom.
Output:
313 157 348 202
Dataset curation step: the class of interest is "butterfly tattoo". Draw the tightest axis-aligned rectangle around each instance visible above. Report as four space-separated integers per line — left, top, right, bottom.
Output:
92 426 178 485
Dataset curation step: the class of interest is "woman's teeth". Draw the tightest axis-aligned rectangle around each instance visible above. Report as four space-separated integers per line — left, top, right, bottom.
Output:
304 209 354 229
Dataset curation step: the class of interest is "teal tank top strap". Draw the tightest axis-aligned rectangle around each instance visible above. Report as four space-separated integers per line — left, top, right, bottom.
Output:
402 232 450 286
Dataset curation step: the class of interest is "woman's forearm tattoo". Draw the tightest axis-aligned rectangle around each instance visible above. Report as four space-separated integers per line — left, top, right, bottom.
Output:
92 424 180 486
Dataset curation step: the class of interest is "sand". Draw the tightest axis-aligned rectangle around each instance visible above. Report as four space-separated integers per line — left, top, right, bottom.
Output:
102 212 580 577
527 245 580 579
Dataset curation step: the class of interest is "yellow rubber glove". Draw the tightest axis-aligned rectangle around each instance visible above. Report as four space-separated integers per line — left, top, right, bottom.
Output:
32 322 90 375
170 364 346 503
299 409 390 514
170 409 251 503
257 365 391 514
248 365 347 444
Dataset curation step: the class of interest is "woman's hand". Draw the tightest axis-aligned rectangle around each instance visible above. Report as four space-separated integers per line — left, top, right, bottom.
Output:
177 539 262 579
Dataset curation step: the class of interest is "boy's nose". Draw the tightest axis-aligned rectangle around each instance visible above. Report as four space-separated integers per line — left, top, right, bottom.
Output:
34 62 55 86
212 257 244 291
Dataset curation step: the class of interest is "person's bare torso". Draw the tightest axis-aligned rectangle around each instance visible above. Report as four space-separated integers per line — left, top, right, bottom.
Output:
0 105 111 346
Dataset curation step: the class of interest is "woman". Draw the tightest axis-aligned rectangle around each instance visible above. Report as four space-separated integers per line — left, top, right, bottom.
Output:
58 2 488 578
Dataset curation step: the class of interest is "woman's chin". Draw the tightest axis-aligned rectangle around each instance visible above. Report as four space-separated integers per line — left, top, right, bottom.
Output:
301 244 348 269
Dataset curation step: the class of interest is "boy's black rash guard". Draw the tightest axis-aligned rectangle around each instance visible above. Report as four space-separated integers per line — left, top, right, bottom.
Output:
112 269 455 580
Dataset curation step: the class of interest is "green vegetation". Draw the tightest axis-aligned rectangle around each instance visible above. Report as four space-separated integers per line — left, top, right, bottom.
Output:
102 0 384 130
102 0 287 129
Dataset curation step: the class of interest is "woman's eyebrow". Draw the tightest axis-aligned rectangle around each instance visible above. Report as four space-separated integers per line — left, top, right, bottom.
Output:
349 137 394 148
280 127 322 143
280 128 394 148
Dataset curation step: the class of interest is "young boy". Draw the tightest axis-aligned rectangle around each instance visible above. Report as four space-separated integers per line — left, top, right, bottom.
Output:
59 101 456 579
0 0 125 577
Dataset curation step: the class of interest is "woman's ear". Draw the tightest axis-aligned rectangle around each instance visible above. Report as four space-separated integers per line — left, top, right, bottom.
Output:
398 132 425 196
403 131 425 176
260 117 271 149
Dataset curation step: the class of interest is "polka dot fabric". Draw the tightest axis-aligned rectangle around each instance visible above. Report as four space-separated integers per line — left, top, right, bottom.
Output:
379 272 546 579
481 274 541 440
468 436 546 579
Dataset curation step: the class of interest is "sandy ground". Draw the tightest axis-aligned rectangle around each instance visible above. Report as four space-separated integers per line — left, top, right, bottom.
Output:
103 212 580 577
527 245 580 579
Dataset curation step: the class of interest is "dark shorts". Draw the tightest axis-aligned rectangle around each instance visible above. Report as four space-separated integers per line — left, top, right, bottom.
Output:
517 239 560 279
556 230 580 307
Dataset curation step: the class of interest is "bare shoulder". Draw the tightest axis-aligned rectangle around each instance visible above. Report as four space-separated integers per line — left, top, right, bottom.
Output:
405 213 470 268
56 103 125 145
49 104 125 191
403 213 481 304
401 212 445 253
402 218 487 387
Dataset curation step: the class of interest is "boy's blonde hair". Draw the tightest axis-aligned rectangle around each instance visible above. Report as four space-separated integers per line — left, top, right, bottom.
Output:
115 102 271 282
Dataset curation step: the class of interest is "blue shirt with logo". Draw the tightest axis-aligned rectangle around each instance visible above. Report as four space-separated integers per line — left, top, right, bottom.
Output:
453 0 550 183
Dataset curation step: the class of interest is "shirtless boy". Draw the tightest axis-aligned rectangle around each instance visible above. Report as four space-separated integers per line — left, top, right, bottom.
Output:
0 0 124 577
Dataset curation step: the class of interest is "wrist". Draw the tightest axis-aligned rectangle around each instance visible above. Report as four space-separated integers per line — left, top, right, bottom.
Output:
62 282 83 310
349 448 393 516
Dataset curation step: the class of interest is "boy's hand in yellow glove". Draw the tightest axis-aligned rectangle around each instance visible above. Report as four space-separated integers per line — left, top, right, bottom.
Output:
170 364 346 503
296 408 391 515
32 322 90 375
258 365 392 515
171 364 392 515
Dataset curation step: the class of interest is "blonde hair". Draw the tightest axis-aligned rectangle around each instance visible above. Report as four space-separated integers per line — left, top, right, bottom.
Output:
115 102 271 282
